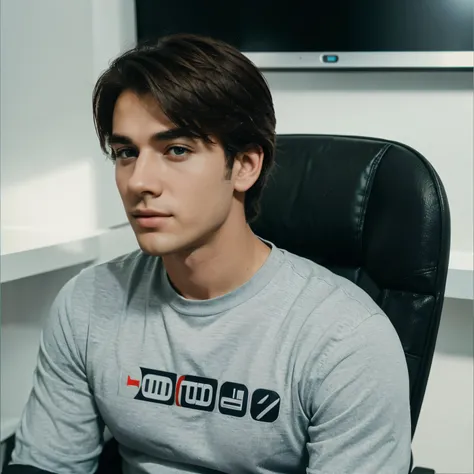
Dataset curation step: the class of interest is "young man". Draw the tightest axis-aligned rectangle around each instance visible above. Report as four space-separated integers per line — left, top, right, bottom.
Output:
6 34 411 473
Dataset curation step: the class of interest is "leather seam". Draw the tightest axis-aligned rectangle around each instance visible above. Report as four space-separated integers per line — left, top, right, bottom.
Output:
408 266 437 276
356 143 391 249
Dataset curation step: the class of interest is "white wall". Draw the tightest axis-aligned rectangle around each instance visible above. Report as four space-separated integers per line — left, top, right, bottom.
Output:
413 297 473 473
1 1 473 473
0 0 100 238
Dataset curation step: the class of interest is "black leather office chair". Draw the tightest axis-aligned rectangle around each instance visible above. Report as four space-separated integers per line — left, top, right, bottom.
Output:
250 134 451 473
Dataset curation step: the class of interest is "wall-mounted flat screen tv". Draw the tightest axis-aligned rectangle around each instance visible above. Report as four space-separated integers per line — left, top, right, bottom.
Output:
135 0 473 70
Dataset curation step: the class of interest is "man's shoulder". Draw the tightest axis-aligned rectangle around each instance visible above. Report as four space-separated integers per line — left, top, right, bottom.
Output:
63 249 156 312
279 249 407 390
276 247 403 359
77 248 153 287
279 247 382 319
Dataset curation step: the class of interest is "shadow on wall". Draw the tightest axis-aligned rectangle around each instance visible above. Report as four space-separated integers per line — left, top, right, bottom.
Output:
264 70 474 92
435 297 474 358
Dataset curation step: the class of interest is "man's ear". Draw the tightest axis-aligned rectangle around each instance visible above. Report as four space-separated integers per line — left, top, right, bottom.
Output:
232 146 264 193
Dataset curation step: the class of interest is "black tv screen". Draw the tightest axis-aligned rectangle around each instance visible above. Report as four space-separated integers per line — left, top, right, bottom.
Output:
135 0 473 69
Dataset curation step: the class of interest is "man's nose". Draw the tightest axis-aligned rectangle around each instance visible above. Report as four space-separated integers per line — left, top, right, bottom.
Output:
127 152 164 197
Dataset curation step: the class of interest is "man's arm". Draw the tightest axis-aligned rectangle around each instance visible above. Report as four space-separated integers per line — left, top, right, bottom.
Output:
4 273 105 474
302 313 412 474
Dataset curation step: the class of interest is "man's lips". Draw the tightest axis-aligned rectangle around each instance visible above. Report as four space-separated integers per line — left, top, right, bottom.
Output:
131 208 171 218
133 214 172 229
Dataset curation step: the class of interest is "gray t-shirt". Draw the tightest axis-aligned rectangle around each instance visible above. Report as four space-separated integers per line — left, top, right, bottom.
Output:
10 240 411 473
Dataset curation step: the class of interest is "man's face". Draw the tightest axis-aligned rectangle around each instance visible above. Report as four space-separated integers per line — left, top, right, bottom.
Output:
111 90 236 257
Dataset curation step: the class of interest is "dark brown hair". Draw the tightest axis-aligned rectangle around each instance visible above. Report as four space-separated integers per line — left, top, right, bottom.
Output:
92 33 276 223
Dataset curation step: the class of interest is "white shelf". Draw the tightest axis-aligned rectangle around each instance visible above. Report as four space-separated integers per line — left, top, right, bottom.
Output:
1 417 18 443
445 251 473 300
1 225 138 284
95 223 139 264
1 227 102 283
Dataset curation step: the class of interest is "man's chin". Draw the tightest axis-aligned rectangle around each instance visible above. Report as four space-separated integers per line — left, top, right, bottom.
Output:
135 234 180 257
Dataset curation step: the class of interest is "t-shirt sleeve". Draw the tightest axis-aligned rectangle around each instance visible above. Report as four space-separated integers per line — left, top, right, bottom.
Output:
7 272 105 474
301 312 412 474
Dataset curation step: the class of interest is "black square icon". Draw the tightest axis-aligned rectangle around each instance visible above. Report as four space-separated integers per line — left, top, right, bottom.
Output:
178 375 217 412
250 389 281 423
218 382 248 417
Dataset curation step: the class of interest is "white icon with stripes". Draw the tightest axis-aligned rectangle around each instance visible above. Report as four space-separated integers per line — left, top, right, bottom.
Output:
255 393 280 420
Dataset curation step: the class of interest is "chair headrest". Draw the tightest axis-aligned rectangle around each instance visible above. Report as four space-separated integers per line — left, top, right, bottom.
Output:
251 134 451 297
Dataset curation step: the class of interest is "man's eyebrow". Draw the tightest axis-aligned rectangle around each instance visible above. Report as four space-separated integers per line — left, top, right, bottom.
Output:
152 127 198 142
107 134 133 146
107 127 199 147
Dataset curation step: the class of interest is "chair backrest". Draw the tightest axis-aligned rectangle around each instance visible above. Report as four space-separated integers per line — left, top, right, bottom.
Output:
251 134 451 437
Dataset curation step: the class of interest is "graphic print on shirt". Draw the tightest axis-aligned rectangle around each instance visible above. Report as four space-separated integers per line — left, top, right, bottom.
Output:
176 374 218 412
132 368 176 405
119 367 281 423
218 382 249 418
250 389 281 422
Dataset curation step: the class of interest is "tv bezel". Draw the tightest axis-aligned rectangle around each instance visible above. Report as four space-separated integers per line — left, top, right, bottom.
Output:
243 51 473 70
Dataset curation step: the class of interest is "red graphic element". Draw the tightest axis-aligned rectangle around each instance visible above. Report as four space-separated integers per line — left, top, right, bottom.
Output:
176 375 185 406
126 375 140 387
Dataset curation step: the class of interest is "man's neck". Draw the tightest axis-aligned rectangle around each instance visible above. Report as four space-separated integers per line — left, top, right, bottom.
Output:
162 222 271 301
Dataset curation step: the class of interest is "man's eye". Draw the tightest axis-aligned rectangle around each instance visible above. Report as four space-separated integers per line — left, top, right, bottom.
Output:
113 148 137 160
167 146 190 157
